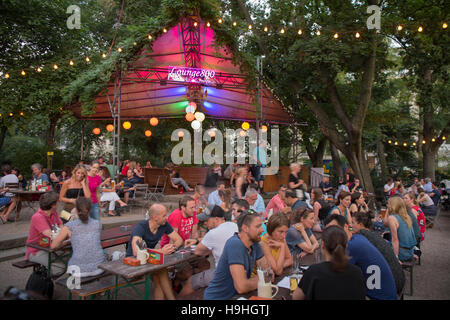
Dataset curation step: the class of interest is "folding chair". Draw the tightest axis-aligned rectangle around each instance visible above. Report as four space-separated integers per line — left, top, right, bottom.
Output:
128 184 148 209
146 175 166 202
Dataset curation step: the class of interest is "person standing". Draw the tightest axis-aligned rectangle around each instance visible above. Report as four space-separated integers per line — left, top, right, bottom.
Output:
86 161 102 221
59 165 91 223
253 140 267 194
204 211 268 300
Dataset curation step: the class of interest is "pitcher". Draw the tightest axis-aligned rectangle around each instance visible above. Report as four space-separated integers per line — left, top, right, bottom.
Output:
136 248 149 265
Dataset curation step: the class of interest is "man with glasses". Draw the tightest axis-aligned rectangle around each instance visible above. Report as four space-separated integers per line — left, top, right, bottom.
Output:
204 211 269 300
245 188 265 218
231 199 250 222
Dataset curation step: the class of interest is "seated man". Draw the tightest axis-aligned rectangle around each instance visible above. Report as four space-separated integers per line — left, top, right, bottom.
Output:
324 214 398 300
204 211 269 300
119 169 140 204
25 192 65 276
319 175 334 195
350 178 364 194
285 189 308 211
265 184 291 219
0 164 19 223
244 187 265 218
207 182 225 207
429 182 441 207
31 163 49 187
178 206 238 297
231 199 250 222
126 203 183 300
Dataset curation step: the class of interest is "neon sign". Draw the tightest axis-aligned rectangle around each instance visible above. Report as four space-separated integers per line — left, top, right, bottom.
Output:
168 66 216 85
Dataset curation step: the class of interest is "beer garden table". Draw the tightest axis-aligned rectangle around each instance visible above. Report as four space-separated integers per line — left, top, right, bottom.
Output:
97 249 200 300
26 224 135 278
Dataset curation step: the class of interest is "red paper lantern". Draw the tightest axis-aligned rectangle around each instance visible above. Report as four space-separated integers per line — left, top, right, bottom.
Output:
149 117 159 126
145 130 152 137
185 112 195 122
93 128 101 135
106 124 114 132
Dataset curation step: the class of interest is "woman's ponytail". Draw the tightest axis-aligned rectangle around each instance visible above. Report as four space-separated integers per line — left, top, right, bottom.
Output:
322 225 349 273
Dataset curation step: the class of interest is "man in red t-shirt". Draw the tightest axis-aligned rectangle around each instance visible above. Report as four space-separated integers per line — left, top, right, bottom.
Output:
26 191 65 276
160 196 199 248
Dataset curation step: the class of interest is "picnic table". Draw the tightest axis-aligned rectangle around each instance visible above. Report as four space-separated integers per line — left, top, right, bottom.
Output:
10 189 47 215
26 224 135 278
233 250 324 300
97 248 200 300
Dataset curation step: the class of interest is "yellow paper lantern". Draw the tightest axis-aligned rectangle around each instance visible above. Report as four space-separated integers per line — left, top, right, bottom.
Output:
106 124 114 132
149 117 159 126
443 23 448 29
194 112 205 122
123 121 131 130
93 128 101 135
145 130 152 137
185 112 195 122
242 122 250 130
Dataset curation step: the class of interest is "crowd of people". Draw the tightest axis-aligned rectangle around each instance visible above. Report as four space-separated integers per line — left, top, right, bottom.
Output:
2 158 443 300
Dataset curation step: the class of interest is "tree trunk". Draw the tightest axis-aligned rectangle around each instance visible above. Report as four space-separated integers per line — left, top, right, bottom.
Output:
422 150 436 181
47 117 59 149
0 125 7 152
303 135 327 167
330 142 343 179
376 137 388 180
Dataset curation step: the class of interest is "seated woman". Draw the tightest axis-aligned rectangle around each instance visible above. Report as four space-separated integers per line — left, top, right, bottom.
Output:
286 208 320 259
98 167 127 216
349 192 369 216
351 210 406 296
165 162 193 192
292 225 366 300
218 188 232 221
128 161 144 183
310 188 332 232
384 196 417 262
417 187 437 216
51 198 106 277
329 191 352 226
59 165 91 223
403 191 426 241
260 213 293 276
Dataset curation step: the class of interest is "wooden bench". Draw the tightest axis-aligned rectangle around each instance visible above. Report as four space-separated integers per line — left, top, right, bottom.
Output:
144 167 210 195
401 259 416 296
56 273 144 300
12 260 41 271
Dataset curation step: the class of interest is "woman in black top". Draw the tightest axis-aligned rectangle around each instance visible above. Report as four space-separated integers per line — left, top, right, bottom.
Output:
310 188 332 232
349 192 369 216
289 162 307 201
292 225 366 300
351 211 405 295
59 165 91 221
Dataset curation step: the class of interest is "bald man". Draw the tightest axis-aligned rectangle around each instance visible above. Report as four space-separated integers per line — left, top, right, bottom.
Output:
126 203 183 300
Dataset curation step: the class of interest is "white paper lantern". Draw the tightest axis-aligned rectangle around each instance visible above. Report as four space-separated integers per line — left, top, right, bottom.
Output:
191 120 201 130
194 112 205 122
185 105 195 114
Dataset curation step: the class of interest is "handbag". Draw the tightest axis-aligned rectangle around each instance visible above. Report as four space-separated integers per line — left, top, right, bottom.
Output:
25 266 54 300
60 188 82 222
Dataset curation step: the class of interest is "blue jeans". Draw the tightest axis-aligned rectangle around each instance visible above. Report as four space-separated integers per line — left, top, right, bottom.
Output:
90 203 100 220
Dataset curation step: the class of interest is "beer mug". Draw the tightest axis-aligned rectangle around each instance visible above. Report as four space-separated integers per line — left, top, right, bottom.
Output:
111 180 115 188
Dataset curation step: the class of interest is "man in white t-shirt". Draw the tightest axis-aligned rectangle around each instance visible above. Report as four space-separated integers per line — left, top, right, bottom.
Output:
178 205 238 297
384 177 395 198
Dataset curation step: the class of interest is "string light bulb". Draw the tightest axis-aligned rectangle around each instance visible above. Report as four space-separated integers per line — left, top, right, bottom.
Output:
316 30 321 36
21 70 26 76
422 140 426 144
163 28 167 33
298 29 302 35
102 53 107 58
248 24 252 30
397 25 403 31
53 64 58 70
355 32 361 38
388 140 392 144
418 26 423 32
333 33 339 39
117 47 122 52
133 42 137 46
85 57 90 62
443 23 448 29
394 141 398 145
403 142 407 147
206 22 210 27
5 73 9 78
431 138 436 142
280 28 285 34
412 142 416 146
264 26 268 32
232 21 237 27
69 60 74 65
9 112 13 117
36 67 42 72
193 22 198 27
443 136 446 140
218 18 223 24
148 34 152 39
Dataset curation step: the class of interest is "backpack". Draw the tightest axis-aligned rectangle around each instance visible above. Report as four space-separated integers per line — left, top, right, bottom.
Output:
25 266 54 300
317 200 333 221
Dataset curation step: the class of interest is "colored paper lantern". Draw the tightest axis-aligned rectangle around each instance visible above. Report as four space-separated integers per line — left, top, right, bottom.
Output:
185 112 195 122
208 129 216 138
178 130 184 138
185 105 196 114
261 125 268 133
93 128 101 135
106 124 114 132
123 121 131 130
191 120 201 130
242 122 250 130
149 117 159 126
194 112 205 122
145 130 152 137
